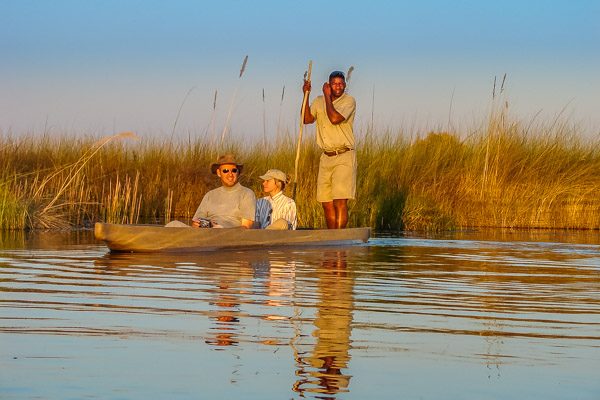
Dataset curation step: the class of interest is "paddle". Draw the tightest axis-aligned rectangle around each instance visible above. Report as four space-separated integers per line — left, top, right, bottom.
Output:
293 60 312 200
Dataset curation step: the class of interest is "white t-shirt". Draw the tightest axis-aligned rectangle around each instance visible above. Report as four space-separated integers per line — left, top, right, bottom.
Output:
193 183 256 228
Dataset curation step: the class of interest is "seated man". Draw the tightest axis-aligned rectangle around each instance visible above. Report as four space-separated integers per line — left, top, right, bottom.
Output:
191 154 256 228
254 168 297 230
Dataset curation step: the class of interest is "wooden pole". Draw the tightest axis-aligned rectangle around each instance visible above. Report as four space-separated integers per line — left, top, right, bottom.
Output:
293 60 312 200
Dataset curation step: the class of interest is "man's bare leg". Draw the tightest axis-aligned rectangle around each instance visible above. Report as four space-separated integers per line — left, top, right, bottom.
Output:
321 201 336 229
333 199 348 229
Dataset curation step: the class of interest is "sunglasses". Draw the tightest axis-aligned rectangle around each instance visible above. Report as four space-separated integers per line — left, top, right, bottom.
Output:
221 168 238 174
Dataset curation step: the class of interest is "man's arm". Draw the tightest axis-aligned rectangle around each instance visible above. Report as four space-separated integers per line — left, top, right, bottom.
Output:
191 193 209 228
239 189 256 229
302 79 315 124
323 82 346 125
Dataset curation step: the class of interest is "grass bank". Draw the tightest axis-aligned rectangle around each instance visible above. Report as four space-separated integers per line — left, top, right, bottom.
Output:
1 111 599 231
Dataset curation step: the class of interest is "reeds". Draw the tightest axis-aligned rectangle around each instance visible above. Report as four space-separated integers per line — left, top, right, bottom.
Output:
220 55 249 149
1 110 599 231
102 171 142 224
0 132 139 229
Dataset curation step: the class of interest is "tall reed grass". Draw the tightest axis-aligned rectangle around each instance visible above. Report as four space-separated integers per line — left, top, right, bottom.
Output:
1 108 599 231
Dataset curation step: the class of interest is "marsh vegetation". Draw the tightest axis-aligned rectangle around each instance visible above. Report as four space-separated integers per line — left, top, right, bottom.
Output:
1 105 599 231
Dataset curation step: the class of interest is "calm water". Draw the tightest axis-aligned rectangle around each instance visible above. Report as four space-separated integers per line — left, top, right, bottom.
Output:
1 230 599 399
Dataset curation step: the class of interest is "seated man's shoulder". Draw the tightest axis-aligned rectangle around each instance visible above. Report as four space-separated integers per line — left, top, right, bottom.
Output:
201 187 219 200
241 185 256 197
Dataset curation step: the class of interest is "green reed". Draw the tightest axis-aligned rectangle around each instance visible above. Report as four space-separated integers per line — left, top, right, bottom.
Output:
1 109 599 231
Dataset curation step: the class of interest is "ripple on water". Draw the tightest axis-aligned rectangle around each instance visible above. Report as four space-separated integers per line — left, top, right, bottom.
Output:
1 232 600 399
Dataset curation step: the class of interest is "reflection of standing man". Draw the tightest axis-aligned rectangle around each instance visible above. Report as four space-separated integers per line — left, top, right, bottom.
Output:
302 71 357 229
293 251 353 396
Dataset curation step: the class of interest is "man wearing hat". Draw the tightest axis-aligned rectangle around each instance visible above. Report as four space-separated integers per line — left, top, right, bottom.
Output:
254 168 297 230
192 154 256 228
301 70 356 229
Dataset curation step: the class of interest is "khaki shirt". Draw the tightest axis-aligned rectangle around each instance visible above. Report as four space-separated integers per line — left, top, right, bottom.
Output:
310 93 356 151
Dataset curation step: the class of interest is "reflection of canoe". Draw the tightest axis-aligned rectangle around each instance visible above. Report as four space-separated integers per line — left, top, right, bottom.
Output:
94 223 370 253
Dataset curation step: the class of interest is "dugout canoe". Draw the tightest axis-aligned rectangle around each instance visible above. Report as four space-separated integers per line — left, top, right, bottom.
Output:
94 222 370 253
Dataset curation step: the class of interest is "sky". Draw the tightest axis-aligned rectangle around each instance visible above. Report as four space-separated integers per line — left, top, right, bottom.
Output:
1 0 599 142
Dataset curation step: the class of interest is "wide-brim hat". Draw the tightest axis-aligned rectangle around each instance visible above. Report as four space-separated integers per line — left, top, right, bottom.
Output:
259 169 288 183
211 154 244 175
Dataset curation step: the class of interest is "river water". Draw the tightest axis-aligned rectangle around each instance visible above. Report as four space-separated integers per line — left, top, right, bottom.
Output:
1 229 599 399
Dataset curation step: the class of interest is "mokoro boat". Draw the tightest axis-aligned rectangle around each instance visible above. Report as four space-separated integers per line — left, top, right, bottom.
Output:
94 223 370 253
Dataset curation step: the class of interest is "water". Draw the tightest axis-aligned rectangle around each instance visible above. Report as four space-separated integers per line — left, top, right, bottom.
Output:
1 230 599 399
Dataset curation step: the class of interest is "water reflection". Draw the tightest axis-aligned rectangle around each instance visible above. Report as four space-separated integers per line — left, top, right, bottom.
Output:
0 228 97 250
1 231 600 399
383 228 600 246
293 251 353 398
205 267 244 347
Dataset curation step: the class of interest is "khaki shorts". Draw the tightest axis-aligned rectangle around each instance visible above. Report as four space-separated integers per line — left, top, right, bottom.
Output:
316 150 356 202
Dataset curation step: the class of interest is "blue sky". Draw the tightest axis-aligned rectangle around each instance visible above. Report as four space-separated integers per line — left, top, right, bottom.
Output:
1 0 598 140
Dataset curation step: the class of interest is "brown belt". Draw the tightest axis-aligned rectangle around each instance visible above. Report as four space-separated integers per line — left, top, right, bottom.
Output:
324 147 352 156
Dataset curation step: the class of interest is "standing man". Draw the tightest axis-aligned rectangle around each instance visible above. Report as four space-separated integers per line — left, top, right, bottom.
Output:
302 70 356 229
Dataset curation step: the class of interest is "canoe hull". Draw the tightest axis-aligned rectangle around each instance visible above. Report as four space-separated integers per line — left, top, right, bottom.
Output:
94 223 370 253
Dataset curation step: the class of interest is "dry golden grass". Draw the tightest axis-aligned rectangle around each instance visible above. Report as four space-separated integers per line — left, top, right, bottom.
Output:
1 108 599 231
